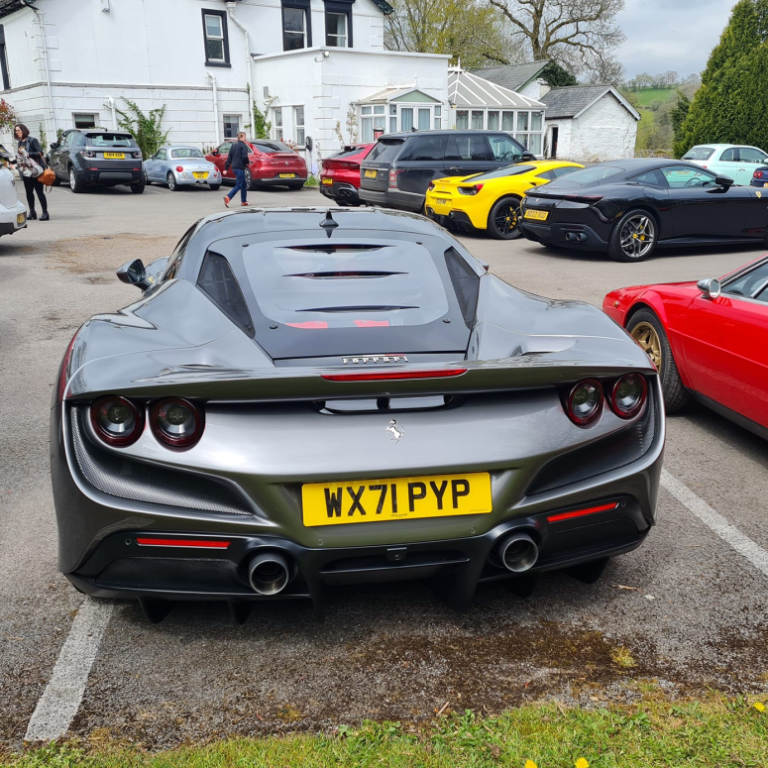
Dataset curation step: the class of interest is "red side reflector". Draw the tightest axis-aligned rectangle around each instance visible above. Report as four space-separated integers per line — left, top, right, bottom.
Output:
322 368 467 382
136 538 230 549
286 321 329 329
353 319 390 327
547 502 619 523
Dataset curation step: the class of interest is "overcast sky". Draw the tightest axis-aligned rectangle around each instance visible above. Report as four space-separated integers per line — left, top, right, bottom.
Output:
615 0 737 79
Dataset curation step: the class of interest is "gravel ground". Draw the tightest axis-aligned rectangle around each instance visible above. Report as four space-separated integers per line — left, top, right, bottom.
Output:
1 180 767 752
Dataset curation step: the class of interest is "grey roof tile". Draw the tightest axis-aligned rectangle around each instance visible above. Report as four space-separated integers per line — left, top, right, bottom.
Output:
469 61 549 92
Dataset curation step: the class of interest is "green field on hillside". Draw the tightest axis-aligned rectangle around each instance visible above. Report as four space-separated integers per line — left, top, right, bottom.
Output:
631 88 676 107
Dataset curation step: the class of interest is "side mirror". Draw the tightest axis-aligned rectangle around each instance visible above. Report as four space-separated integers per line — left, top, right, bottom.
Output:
117 258 151 290
715 175 733 187
211 150 219 156
50 142 59 151
697 277 721 299
520 152 536 162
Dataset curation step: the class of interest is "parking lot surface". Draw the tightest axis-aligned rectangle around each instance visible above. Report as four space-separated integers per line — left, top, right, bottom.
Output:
1 181 767 750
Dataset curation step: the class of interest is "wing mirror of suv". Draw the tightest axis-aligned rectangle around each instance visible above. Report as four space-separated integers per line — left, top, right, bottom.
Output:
520 152 536 162
715 175 734 188
697 277 721 299
117 258 151 290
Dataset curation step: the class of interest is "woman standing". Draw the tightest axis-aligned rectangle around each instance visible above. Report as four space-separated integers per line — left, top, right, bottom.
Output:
14 124 49 221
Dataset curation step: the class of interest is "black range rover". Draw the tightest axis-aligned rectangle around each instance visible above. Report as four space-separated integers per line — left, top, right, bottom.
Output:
48 129 145 193
360 130 534 212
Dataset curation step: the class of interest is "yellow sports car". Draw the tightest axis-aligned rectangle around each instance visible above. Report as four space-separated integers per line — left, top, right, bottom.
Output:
425 160 584 240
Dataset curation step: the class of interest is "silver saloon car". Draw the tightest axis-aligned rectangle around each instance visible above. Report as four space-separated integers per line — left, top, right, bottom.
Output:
145 145 221 191
51 207 663 624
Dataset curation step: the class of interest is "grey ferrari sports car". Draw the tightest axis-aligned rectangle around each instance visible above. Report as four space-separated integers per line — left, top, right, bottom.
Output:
51 207 664 623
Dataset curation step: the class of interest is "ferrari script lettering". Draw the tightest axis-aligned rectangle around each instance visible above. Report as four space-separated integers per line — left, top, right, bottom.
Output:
323 479 471 518
342 355 408 364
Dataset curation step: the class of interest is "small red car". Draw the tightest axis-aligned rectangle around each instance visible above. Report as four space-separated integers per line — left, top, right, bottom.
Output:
603 255 768 439
319 143 374 206
206 139 307 190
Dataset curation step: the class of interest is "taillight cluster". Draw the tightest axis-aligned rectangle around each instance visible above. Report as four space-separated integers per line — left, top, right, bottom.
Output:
754 170 764 179
89 397 204 450
563 374 647 427
458 184 484 196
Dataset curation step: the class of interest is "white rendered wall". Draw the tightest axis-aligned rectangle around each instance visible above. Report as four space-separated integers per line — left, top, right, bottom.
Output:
568 96 638 161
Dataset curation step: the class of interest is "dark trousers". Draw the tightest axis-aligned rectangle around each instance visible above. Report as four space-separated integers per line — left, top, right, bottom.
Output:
22 175 47 214
227 168 248 203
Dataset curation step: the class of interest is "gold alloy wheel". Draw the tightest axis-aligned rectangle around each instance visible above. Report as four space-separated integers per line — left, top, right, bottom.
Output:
630 321 662 369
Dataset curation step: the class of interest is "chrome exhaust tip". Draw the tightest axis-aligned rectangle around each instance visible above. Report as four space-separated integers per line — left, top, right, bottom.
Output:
497 533 538 573
247 551 291 596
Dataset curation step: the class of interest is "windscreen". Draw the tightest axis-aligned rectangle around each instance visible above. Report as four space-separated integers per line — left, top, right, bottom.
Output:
682 146 715 160
253 141 295 154
88 133 137 148
466 165 536 182
242 241 449 329
171 148 204 159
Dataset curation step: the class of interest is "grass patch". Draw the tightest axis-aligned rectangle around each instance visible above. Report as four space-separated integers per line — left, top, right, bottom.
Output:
631 88 676 107
4 695 768 767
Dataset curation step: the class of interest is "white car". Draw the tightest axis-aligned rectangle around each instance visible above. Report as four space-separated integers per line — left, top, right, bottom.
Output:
0 164 27 236
681 144 768 186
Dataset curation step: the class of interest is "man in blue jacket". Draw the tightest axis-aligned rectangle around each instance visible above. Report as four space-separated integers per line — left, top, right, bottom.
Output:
224 131 250 207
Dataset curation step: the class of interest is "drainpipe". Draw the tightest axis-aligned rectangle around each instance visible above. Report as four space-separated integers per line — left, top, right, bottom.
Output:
27 3 56 138
225 2 254 135
206 72 220 145
106 96 117 130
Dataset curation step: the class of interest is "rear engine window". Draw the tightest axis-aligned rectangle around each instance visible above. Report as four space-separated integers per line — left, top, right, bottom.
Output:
253 140 295 154
468 165 536 182
171 148 204 159
551 165 624 184
88 133 137 148
367 140 404 163
682 146 715 160
330 145 372 160
242 241 448 328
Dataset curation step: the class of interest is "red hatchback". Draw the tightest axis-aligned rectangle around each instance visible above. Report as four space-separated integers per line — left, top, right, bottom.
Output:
206 139 307 190
319 143 374 206
603 255 768 439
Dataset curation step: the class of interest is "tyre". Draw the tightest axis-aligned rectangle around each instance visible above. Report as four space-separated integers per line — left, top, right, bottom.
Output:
287 181 305 190
607 209 658 262
626 308 690 412
166 172 178 192
68 167 83 194
131 180 145 194
209 183 221 192
244 168 253 190
487 196 523 240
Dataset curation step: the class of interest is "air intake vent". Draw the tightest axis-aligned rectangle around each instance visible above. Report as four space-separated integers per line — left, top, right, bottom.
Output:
197 251 255 337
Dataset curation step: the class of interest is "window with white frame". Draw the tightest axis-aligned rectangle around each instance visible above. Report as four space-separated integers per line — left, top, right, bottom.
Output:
223 115 240 139
361 103 443 140
283 1 311 50
202 10 229 66
360 105 385 142
326 12 347 47
73 113 97 129
453 108 544 154
294 106 305 146
274 108 284 140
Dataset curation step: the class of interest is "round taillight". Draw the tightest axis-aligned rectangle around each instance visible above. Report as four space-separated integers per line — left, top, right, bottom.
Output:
175 165 184 172
755 170 764 179
611 374 647 419
566 379 603 426
150 398 204 449
90 396 143 446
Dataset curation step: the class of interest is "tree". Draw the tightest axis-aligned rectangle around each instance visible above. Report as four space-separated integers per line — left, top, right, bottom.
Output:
385 0 514 69
670 90 691 145
540 60 578 87
114 99 169 159
486 0 625 81
674 0 768 156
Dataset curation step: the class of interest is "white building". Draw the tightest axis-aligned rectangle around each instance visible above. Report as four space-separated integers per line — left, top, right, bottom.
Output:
0 0 450 159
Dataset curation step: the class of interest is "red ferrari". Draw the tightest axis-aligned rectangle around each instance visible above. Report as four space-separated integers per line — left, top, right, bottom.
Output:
603 256 768 439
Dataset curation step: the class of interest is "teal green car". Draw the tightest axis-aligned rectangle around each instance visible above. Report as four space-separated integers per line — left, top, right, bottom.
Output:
682 144 768 185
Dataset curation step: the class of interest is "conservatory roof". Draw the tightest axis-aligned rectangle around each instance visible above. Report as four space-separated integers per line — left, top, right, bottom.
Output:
356 86 441 105
448 68 546 110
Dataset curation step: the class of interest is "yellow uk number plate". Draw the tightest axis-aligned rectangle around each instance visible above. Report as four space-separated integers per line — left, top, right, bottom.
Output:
433 198 450 206
16 213 25 225
322 177 333 185
364 169 378 179
193 171 208 179
103 152 125 159
279 173 296 178
524 209 549 221
302 472 492 527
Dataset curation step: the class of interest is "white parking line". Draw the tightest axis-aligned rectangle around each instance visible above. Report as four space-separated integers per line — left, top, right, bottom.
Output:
661 469 768 578
24 599 113 743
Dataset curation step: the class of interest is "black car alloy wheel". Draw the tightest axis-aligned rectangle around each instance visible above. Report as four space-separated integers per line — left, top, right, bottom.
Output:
610 211 656 262
489 196 522 240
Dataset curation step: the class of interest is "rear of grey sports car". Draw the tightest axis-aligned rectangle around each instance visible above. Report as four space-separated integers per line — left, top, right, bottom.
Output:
51 208 663 622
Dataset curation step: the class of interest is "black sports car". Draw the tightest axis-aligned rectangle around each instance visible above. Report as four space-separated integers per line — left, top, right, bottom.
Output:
520 159 768 262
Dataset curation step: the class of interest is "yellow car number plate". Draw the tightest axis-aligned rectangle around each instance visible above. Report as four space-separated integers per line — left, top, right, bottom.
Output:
279 173 296 178
16 213 25 225
302 472 492 527
364 169 377 179
322 177 333 185
193 172 207 179
103 152 125 159
524 209 549 221
433 198 450 206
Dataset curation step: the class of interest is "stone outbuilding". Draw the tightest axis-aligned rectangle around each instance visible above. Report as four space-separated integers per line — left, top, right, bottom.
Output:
539 85 640 161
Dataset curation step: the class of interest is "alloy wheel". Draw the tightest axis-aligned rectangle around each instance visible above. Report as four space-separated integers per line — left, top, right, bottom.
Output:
630 321 662 369
69 168 76 191
494 201 520 237
620 214 655 259
167 173 176 191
